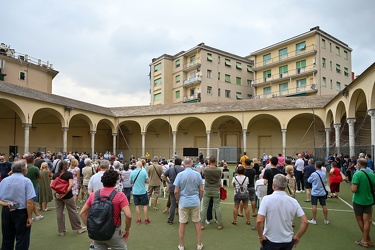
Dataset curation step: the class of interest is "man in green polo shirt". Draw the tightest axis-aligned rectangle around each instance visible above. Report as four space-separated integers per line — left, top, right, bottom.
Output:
25 154 44 221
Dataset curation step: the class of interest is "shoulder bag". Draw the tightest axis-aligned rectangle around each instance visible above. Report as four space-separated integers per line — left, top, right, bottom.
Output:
316 172 329 199
360 170 375 205
50 171 69 194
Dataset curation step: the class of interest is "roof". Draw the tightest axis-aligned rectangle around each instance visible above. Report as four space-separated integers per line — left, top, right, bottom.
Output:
0 81 115 116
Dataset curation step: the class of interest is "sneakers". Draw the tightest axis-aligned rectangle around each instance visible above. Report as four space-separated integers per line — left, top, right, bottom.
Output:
301 190 305 193
35 215 44 221
145 219 151 224
197 244 204 250
178 245 185 250
296 190 302 193
136 219 142 224
324 220 329 225
355 240 369 248
77 226 87 234
58 230 67 236
167 220 173 225
205 219 211 224
308 219 317 225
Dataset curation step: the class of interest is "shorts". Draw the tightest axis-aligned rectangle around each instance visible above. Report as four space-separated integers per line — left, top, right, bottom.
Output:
179 206 200 223
248 187 256 201
330 182 340 193
147 185 160 197
311 195 327 206
234 195 249 204
304 180 312 189
353 202 373 216
133 193 149 206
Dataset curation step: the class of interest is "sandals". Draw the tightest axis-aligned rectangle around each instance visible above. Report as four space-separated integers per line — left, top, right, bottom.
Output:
217 225 223 230
43 208 51 212
237 213 244 217
355 240 369 248
246 221 251 225
153 207 158 211
231 221 237 225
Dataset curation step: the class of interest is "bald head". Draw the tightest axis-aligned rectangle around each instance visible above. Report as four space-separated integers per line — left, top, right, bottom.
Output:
136 161 143 168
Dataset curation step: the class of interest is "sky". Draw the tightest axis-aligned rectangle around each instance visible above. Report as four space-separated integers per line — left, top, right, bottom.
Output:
2 0 374 107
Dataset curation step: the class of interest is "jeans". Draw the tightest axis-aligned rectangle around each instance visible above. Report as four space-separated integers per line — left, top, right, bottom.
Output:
1 207 31 250
168 192 177 222
123 187 132 203
260 239 294 250
295 171 304 191
200 190 222 225
207 198 215 221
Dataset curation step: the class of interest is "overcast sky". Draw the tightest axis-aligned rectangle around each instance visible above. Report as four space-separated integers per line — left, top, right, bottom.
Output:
3 0 374 107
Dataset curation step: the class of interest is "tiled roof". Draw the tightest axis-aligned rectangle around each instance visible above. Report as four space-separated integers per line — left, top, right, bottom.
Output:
110 95 335 117
0 81 115 116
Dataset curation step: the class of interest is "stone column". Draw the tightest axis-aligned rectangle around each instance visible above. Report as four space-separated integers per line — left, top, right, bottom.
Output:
22 123 31 154
369 110 375 154
281 129 287 157
141 132 146 157
90 131 96 157
62 127 69 153
242 129 247 153
334 123 341 153
112 133 117 155
325 128 331 157
206 130 211 158
347 118 356 157
172 131 177 156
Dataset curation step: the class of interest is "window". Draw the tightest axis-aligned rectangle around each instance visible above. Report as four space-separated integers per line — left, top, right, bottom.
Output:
344 51 348 60
247 94 252 99
279 65 288 77
218 56 220 64
154 63 161 72
207 86 212 94
344 67 349 76
207 53 213 62
175 90 180 99
225 74 231 83
218 72 220 80
19 72 26 80
236 62 242 70
336 64 341 73
247 79 253 87
296 60 306 73
175 75 180 83
330 79 333 89
207 69 212 78
154 78 162 86
279 48 287 61
297 78 307 89
336 82 341 91
175 59 180 68
225 59 231 67
322 77 326 87
329 43 332 52
236 77 241 85
336 46 340 56
263 53 271 65
190 55 196 65
263 69 271 80
263 86 271 97
225 90 231 98
279 83 288 95
322 58 326 68
296 41 306 55
236 92 242 100
322 39 325 49
247 65 253 72
154 93 161 101
330 61 332 71
218 88 221 96
190 88 195 96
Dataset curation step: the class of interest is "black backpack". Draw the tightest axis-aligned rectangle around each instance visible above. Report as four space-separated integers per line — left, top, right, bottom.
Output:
87 189 118 241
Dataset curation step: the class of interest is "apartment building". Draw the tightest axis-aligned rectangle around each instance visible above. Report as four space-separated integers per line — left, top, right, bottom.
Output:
248 26 352 98
149 43 255 105
0 43 58 93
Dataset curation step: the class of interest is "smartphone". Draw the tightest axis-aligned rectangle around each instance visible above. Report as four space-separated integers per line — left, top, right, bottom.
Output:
9 203 19 211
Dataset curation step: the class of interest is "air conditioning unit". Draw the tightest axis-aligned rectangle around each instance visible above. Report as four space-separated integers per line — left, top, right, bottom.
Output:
0 68 5 74
272 94 277 98
311 84 317 90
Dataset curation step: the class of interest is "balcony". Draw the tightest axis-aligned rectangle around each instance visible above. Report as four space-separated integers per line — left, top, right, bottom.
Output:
183 59 201 72
253 44 316 70
183 93 201 103
254 83 318 99
253 64 317 87
183 76 202 87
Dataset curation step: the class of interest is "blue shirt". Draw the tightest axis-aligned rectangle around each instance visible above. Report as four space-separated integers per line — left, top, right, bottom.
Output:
0 173 35 209
308 170 327 196
130 168 148 195
174 168 203 208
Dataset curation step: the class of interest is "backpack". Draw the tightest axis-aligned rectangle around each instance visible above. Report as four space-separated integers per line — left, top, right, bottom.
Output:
87 189 118 241
234 176 249 199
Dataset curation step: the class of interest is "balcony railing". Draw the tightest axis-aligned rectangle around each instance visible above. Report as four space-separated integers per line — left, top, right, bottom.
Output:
253 44 316 70
183 76 202 86
183 93 201 103
253 83 318 99
254 64 317 86
183 59 201 71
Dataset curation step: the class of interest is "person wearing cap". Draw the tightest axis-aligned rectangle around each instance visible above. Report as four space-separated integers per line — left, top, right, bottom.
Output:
147 156 163 211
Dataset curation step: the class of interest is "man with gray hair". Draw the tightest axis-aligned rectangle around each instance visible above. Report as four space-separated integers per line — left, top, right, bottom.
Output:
0 160 36 249
257 174 308 250
87 160 110 195
52 153 63 174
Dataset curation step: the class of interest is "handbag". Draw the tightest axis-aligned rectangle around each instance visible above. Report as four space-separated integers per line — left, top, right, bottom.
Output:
220 186 227 200
50 172 69 194
361 170 375 205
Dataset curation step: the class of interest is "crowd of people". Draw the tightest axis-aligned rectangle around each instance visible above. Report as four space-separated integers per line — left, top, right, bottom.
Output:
0 150 374 249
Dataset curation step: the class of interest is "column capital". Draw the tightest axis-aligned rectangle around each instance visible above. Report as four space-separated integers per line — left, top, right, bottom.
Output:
242 128 247 132
62 127 69 132
22 123 31 128
141 132 146 136
325 128 331 133
333 123 341 129
172 131 177 135
206 130 211 134
281 128 287 133
112 133 117 137
90 131 96 136
368 109 375 117
347 118 356 125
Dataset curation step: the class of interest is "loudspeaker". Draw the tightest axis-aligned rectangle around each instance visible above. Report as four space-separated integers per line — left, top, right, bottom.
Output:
183 147 198 157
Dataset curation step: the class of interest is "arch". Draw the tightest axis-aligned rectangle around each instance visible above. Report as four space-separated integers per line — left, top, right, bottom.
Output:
348 88 367 118
68 114 94 153
69 113 94 131
334 101 347 124
117 120 142 159
371 80 375 110
96 118 115 133
145 118 173 158
325 109 334 128
0 98 26 123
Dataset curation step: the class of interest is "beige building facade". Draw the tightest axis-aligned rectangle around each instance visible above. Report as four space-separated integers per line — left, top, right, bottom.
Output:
248 26 352 98
149 43 255 105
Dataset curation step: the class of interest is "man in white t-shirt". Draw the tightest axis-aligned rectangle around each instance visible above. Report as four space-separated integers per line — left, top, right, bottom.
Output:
88 160 110 195
256 174 309 250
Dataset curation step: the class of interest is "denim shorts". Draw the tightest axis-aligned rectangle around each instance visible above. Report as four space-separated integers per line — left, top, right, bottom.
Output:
133 193 148 206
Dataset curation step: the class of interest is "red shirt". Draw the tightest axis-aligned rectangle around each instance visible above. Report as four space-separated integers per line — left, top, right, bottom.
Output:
329 167 343 184
86 187 129 226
